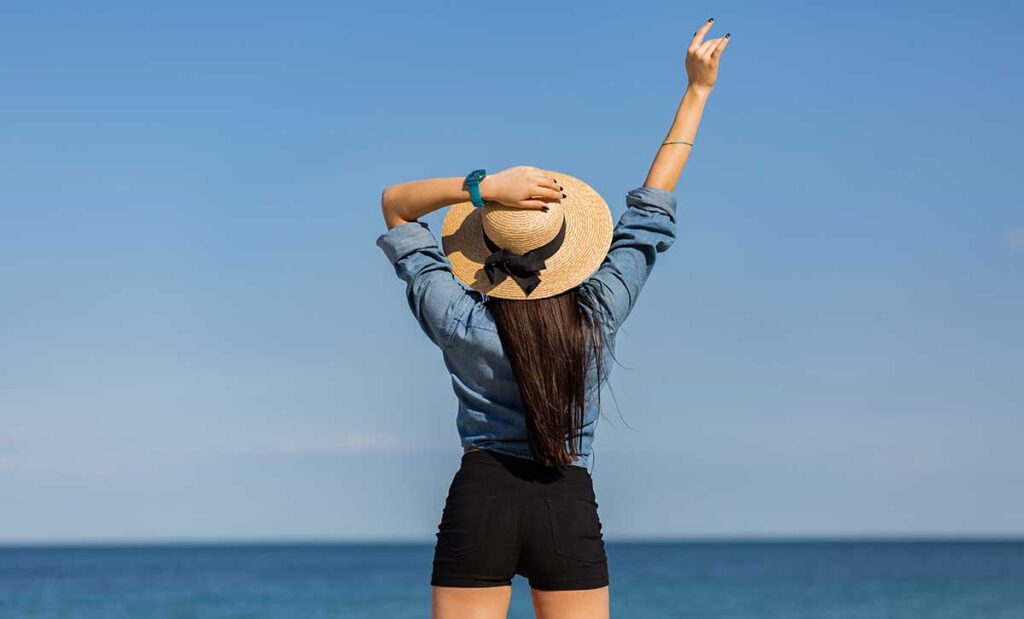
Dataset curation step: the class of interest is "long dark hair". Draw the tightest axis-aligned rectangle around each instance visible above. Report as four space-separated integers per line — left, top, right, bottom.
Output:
488 288 606 468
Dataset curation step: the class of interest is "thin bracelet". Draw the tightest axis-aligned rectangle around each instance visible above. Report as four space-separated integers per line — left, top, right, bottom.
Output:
661 140 694 147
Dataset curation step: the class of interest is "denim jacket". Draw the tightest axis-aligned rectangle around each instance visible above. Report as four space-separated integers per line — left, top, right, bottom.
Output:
376 186 677 470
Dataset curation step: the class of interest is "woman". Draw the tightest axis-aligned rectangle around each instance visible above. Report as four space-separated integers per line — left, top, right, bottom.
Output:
376 18 729 619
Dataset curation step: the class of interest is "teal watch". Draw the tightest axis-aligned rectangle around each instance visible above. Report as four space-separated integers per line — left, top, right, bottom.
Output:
465 169 487 208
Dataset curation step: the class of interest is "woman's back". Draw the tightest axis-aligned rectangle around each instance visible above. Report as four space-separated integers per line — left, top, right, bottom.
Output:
376 185 678 470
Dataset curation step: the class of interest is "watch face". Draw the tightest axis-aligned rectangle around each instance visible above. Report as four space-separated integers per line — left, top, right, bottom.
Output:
468 169 485 183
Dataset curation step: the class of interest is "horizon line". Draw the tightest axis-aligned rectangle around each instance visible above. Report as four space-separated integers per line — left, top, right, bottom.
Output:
3 533 1023 548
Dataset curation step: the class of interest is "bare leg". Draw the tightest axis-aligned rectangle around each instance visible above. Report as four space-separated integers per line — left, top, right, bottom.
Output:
531 586 610 619
431 585 512 619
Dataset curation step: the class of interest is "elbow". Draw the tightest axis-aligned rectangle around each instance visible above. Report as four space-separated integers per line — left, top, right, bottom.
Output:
381 185 395 213
380 185 406 229
381 185 399 221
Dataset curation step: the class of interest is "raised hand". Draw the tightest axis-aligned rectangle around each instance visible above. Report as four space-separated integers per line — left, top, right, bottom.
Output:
686 18 730 95
480 166 565 211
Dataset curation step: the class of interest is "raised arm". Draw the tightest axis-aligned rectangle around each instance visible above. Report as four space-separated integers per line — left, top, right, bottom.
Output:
580 18 730 331
644 18 730 192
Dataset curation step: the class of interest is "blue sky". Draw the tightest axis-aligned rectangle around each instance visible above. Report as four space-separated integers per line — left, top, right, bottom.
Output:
1 0 1021 542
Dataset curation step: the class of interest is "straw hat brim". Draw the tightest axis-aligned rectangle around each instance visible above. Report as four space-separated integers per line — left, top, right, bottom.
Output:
441 171 613 300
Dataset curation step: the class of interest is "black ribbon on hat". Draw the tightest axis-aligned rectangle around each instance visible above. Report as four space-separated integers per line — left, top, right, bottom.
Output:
482 216 567 295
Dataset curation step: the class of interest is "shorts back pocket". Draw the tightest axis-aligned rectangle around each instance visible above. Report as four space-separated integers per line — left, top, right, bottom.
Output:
436 490 495 558
545 497 606 564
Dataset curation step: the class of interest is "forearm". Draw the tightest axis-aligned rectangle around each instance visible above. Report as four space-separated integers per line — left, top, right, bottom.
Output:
381 176 474 229
643 85 711 193
381 167 559 228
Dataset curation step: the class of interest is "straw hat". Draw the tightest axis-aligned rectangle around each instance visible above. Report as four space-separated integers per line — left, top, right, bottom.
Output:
441 171 613 300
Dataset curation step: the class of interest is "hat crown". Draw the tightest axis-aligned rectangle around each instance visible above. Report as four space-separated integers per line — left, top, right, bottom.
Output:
481 200 566 255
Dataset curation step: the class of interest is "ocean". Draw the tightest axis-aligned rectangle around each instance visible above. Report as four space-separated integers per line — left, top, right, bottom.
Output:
1 540 1022 618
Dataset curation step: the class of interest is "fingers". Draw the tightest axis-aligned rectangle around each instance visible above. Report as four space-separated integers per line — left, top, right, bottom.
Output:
697 37 721 59
509 167 565 209
711 34 730 60
689 17 714 50
535 176 563 193
520 199 549 211
519 167 562 190
531 185 564 202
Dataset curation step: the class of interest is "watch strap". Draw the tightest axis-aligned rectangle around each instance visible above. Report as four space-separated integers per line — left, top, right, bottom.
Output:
466 169 487 208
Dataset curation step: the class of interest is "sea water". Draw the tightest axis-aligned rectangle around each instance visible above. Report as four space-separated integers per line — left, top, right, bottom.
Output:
1 540 1022 618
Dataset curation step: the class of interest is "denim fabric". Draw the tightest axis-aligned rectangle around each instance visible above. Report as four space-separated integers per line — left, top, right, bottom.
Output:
376 186 677 470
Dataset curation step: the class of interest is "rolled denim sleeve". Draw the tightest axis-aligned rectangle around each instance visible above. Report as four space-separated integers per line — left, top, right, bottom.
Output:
580 186 678 332
376 220 474 349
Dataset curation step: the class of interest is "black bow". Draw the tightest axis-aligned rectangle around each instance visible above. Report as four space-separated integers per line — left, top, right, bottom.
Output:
482 217 567 295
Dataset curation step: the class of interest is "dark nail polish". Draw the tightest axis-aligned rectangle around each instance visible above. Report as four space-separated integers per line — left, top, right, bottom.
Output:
562 193 567 198
725 32 731 38
708 17 714 22
542 206 549 212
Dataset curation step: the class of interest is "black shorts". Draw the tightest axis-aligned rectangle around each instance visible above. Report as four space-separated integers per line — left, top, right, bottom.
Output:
430 448 609 591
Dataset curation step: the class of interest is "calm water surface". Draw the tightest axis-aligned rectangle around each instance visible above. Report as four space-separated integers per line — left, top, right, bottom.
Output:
1 541 1022 618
